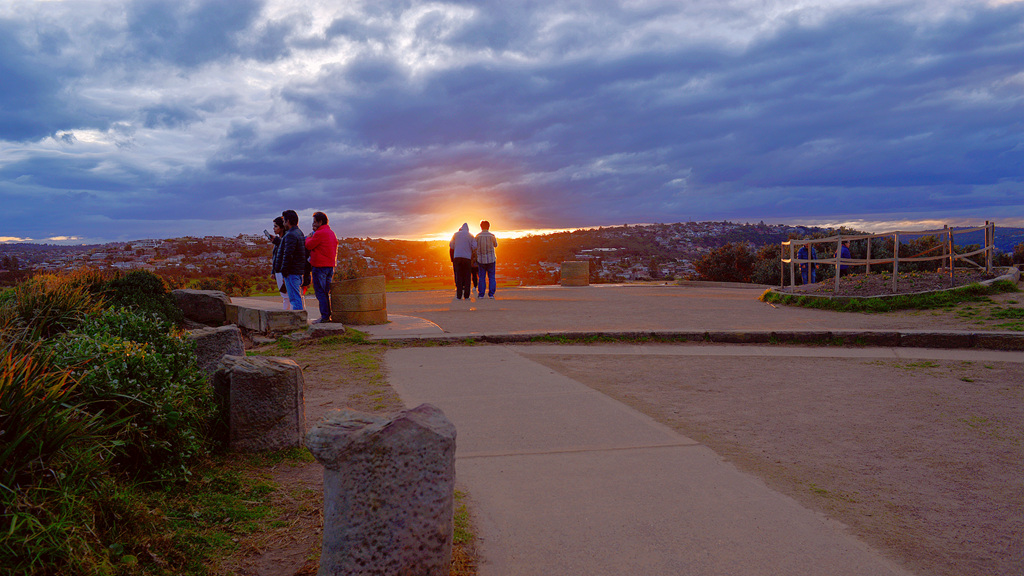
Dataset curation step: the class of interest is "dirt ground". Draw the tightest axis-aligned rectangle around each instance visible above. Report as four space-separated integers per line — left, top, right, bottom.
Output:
778 269 998 297
525 351 1024 576
219 339 476 576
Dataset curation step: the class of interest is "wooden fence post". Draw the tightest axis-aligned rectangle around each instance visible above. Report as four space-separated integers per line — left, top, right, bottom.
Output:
892 232 899 293
834 237 841 293
789 242 796 287
948 226 955 288
986 221 993 273
866 237 872 274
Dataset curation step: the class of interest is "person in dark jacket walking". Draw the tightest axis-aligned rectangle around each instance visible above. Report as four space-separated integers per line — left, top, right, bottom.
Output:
280 210 307 310
449 223 476 301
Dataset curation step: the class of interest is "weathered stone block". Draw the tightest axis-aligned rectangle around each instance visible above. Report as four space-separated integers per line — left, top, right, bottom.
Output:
187 325 244 381
560 261 590 286
306 404 456 576
225 303 239 325
213 355 305 452
261 309 307 332
172 289 230 324
307 322 347 339
234 306 263 331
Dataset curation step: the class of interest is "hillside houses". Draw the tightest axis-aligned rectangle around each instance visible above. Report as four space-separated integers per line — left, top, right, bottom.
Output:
3 221 833 285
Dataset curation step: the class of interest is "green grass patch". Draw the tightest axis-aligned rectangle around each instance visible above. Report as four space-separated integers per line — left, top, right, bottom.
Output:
316 328 371 345
760 280 1020 313
452 490 473 546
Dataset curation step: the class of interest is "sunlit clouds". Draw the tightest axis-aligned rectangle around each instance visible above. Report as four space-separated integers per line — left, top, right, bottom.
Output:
1 0 1022 243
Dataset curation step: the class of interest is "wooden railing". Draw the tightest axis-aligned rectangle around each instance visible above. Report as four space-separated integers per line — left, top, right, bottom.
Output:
780 222 996 293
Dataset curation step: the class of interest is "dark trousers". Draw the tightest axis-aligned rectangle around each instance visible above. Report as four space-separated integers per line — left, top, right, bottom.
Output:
453 258 472 299
311 266 334 321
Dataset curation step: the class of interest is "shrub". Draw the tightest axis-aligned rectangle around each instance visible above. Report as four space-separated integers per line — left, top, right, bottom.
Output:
3 275 103 339
0 339 128 576
751 243 782 285
0 344 110 496
694 243 756 282
49 308 215 481
101 270 184 324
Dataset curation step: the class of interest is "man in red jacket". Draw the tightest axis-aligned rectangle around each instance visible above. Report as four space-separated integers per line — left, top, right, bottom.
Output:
305 211 339 323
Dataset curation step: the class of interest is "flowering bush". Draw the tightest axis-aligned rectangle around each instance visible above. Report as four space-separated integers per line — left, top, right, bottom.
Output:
49 308 215 480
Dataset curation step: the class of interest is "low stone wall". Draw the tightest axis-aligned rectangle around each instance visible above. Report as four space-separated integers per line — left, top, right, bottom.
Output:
226 303 307 333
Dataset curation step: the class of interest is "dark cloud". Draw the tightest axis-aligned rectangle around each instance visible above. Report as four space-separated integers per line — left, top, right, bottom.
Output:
125 0 269 67
2 1 1023 242
0 19 82 141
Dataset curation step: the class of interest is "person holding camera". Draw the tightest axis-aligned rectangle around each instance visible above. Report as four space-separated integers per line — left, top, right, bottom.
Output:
266 217 290 310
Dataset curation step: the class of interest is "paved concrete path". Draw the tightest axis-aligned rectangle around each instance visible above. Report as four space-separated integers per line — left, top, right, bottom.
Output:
242 283 1021 573
379 284 971 336
383 344 1024 576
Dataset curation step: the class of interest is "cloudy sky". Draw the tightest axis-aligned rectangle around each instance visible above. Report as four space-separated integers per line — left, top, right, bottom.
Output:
2 0 1022 244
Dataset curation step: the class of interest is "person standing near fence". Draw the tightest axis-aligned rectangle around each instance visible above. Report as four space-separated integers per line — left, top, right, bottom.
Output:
306 211 339 323
476 220 498 299
797 244 817 285
839 241 852 277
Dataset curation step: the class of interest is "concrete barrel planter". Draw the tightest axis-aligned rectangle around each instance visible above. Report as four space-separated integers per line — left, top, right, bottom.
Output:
331 275 388 325
560 261 590 286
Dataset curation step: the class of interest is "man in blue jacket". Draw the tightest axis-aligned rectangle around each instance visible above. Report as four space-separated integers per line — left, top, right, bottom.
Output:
280 210 307 310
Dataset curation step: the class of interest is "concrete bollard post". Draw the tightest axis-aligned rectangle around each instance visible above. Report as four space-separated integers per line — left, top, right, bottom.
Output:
306 404 457 576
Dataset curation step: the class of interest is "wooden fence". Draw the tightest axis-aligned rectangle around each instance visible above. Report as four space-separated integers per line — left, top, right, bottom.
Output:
780 222 996 294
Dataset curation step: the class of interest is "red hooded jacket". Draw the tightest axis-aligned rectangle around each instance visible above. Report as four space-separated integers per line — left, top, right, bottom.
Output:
304 224 339 267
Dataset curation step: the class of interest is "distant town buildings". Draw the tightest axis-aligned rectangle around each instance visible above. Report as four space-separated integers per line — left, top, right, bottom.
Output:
4 221 1014 286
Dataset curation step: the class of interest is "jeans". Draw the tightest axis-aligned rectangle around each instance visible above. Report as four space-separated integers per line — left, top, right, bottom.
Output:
478 261 496 297
274 273 289 310
284 274 305 310
453 257 472 299
800 266 816 285
312 266 334 321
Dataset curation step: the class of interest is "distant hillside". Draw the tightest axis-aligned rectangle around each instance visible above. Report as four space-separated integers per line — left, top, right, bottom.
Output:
945 227 1024 254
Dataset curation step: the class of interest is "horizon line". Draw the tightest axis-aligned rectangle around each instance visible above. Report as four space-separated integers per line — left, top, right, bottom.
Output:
2 217 1022 246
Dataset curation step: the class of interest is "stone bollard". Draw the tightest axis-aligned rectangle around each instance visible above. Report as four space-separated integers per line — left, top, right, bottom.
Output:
212 355 305 452
561 261 590 286
332 275 388 325
187 324 245 381
306 405 457 576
